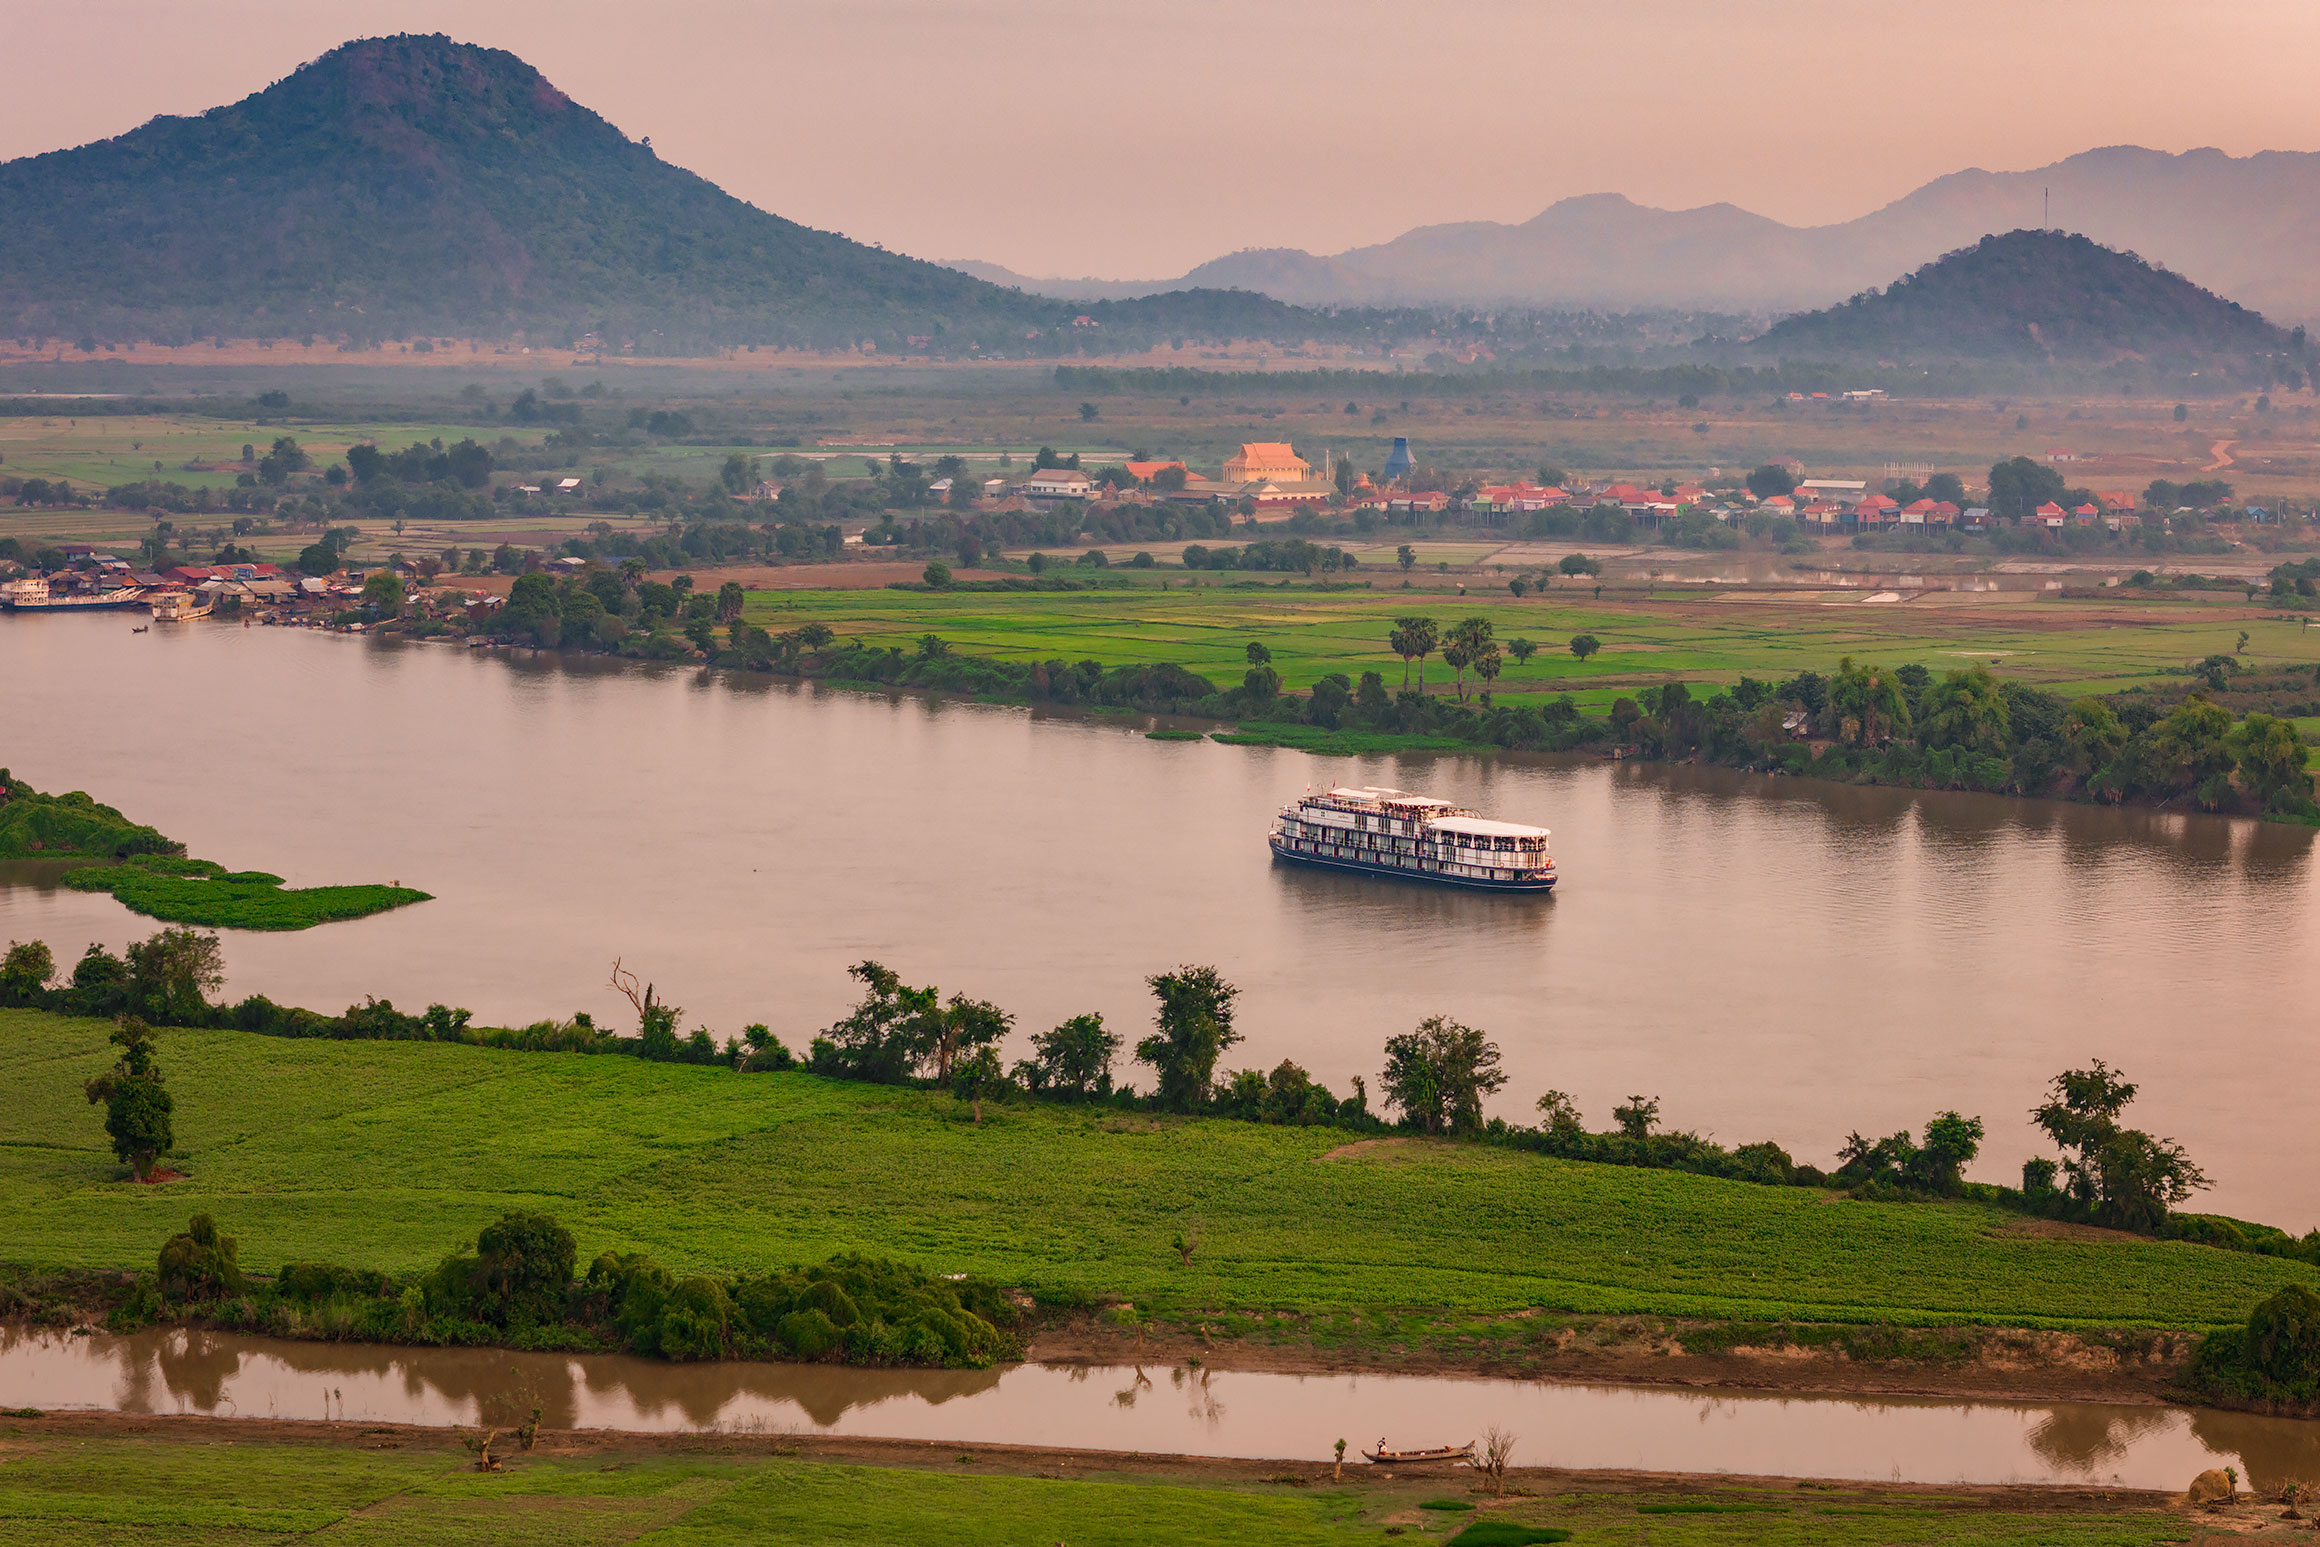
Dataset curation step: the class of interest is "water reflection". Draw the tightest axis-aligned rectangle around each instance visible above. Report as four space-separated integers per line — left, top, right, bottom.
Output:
9 1327 2312 1489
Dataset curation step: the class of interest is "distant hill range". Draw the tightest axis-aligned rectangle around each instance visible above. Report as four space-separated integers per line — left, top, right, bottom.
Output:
0 34 1358 352
1750 231 2300 365
949 146 2320 323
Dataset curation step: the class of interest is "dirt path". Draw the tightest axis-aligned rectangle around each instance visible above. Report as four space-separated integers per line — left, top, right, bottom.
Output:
2205 439 2238 472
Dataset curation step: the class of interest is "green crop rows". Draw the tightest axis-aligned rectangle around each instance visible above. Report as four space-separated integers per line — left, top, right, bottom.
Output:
2 1010 2307 1330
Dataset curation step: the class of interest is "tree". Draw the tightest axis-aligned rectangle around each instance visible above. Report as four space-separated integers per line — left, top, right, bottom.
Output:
2150 695 2235 807
84 1014 173 1179
471 1211 577 1326
1445 617 1493 700
1474 645 1502 700
2060 697 2125 775
1245 641 1271 666
1745 464 1796 499
1396 544 1416 572
1015 1012 1119 1099
2031 1060 2209 1231
1917 668 2010 755
1829 655 1910 746
124 928 222 1023
1135 965 1241 1111
1912 1112 1986 1194
922 560 952 588
1506 638 1537 666
1333 455 1356 498
1612 1095 1660 1138
1508 576 1528 599
1925 471 1967 505
1557 552 1600 578
928 994 1011 1084
1243 663 1281 699
362 570 405 617
1395 615 1440 693
715 580 745 623
1 938 53 1000
951 1045 1009 1123
818 961 942 1083
1378 1016 1506 1135
1986 456 2067 523
1568 633 1601 663
256 435 309 487
719 453 752 494
2229 712 2312 812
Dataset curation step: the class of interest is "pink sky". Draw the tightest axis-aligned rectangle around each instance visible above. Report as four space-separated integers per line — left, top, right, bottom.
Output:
8 0 2319 279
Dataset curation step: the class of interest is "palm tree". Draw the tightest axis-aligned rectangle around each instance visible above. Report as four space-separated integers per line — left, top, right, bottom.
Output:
1388 624 1413 688
1398 616 1440 695
1475 646 1502 702
1447 617 1494 699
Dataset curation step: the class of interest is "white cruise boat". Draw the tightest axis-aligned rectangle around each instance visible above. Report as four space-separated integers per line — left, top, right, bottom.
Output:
1269 785 1556 891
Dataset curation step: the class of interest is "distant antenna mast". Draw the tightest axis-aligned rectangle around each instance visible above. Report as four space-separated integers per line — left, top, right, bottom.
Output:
2043 185 2050 228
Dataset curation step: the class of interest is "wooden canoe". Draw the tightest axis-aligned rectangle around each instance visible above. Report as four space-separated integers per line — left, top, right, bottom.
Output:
1362 1442 1475 1464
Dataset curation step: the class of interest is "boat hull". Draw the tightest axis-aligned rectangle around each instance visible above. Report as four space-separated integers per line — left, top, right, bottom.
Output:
1 593 143 612
1270 835 1556 892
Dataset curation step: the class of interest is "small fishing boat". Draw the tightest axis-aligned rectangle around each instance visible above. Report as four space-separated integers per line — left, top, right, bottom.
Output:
1362 1440 1476 1465
131 624 148 633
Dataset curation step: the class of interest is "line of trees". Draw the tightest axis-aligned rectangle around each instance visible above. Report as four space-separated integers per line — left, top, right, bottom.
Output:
116 1209 1022 1371
18 931 2279 1262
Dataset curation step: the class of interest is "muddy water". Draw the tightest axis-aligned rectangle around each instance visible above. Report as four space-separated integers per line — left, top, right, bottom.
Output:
4 1328 2313 1489
2 616 2316 1225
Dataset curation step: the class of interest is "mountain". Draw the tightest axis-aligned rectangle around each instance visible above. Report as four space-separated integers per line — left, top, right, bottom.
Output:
1750 231 2297 364
0 35 1353 352
948 147 2320 323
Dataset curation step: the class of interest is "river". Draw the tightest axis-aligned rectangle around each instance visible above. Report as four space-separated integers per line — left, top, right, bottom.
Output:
1 614 2314 1225
4 1327 2314 1489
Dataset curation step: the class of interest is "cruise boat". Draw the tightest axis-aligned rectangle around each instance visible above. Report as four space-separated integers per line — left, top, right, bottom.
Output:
146 589 214 622
0 575 143 612
1269 785 1556 891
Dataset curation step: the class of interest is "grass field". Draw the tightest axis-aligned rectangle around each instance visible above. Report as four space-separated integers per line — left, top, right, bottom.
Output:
741 580 2318 707
59 860 430 931
2 1010 2307 1330
0 1427 2198 1547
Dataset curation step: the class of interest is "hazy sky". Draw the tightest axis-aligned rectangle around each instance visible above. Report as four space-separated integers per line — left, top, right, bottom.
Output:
9 0 2320 278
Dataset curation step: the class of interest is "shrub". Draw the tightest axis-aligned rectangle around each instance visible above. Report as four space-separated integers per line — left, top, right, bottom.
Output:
654 1277 735 1361
157 1214 244 1300
777 1307 842 1358
471 1211 577 1326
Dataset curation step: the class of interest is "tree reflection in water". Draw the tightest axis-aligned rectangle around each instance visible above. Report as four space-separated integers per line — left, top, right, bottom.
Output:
2024 1404 2177 1475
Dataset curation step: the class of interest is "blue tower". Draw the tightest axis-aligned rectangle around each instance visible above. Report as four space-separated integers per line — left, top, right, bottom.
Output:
1382 436 1413 483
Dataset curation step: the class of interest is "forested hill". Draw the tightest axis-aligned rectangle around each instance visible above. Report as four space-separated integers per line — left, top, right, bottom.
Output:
0 34 1355 354
1751 231 2303 367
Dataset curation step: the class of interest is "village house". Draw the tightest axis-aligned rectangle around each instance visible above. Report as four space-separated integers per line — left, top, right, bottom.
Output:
1024 468 1096 500
2033 501 2069 530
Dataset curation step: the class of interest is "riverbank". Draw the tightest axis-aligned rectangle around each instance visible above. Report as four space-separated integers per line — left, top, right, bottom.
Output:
0 1410 2217 1546
4 1007 2312 1410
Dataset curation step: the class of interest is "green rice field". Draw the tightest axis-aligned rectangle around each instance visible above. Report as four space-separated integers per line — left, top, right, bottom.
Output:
742 581 2315 707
